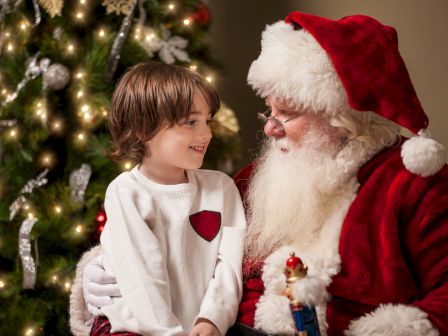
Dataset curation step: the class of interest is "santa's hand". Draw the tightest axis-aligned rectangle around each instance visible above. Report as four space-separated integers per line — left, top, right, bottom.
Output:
83 253 121 315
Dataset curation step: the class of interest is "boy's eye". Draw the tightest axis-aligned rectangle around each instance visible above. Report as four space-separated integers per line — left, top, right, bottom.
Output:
184 120 196 126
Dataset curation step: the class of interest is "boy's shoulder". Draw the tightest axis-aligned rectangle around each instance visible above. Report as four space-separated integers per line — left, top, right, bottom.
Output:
192 169 234 186
107 170 140 190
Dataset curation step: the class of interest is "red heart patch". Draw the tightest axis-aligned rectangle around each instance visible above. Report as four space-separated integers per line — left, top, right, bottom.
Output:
189 210 221 242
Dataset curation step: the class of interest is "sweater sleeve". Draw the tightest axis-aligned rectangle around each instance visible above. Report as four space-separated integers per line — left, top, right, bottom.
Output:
195 180 247 335
100 184 185 336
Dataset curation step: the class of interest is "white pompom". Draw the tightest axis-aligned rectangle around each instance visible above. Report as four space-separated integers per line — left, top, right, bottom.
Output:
401 129 446 177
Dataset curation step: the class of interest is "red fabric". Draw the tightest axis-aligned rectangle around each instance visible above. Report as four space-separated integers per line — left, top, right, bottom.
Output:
90 316 142 336
284 12 428 134
234 146 448 335
189 210 221 242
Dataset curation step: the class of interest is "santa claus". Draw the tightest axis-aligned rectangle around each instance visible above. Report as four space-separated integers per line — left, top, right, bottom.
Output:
71 11 448 336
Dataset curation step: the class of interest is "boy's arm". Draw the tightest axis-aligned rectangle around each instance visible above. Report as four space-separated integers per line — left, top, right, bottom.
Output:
195 181 247 335
100 185 185 335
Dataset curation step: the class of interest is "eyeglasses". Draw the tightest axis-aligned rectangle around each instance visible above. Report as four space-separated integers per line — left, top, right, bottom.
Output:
257 108 302 134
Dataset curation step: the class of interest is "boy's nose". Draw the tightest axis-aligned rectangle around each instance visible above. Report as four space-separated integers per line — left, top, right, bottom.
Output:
199 125 212 141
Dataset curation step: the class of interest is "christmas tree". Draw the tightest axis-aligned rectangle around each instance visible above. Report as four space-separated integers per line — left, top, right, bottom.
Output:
0 0 241 334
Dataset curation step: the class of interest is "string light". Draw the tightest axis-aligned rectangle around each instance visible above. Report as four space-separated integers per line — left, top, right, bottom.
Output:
101 108 108 117
77 132 85 141
75 12 84 20
19 20 29 30
79 0 86 4
145 34 155 41
51 120 63 133
76 72 84 79
40 152 53 167
206 76 213 83
24 327 34 336
54 205 62 214
83 112 92 122
6 43 14 52
76 90 83 99
168 3 175 11
27 212 35 219
75 225 83 233
183 18 191 26
134 26 141 40
9 128 18 139
98 29 105 38
189 64 197 71
64 281 71 290
124 161 132 170
67 44 75 53
0 280 5 288
81 104 89 113
4 31 10 37
52 275 58 283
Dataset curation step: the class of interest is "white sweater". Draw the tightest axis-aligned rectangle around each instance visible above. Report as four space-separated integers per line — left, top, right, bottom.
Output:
100 167 246 336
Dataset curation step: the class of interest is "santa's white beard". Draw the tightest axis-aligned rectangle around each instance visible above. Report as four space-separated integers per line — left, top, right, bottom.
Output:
244 132 353 263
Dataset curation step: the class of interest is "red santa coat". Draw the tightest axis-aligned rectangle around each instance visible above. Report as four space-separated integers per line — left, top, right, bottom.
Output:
234 144 448 335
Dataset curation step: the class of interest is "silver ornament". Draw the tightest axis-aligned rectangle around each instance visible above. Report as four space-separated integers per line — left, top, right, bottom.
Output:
69 163 92 203
42 63 70 91
19 217 38 289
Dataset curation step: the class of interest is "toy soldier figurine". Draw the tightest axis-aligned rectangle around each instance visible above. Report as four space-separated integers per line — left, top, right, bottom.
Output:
284 253 320 336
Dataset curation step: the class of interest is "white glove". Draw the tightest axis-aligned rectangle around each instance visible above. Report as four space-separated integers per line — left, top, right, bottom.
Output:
83 253 121 315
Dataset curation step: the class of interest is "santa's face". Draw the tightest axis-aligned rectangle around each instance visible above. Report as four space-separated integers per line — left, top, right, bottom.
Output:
263 96 344 152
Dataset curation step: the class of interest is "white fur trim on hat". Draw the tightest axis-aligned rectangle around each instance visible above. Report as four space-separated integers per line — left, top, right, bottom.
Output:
345 304 439 336
247 21 349 116
69 245 103 336
401 129 447 177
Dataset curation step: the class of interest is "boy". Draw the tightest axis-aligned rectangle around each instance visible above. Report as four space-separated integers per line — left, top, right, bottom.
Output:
69 62 246 336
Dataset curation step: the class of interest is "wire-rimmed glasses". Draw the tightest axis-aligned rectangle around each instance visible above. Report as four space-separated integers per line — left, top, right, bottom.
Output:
257 108 302 134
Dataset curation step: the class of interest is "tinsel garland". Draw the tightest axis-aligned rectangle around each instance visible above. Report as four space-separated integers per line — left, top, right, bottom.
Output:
9 169 49 220
1 53 50 107
107 0 138 81
9 169 49 288
19 217 38 289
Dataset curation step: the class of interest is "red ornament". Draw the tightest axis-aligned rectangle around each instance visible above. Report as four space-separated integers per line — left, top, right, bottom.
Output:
96 213 106 223
191 2 211 26
95 206 107 235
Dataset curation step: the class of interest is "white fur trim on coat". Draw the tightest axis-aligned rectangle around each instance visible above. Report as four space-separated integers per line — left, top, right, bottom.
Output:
69 245 103 336
345 304 439 336
401 129 446 177
254 293 295 335
247 21 350 116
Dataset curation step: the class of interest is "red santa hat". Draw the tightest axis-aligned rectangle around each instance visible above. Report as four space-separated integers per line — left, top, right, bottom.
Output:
248 11 446 177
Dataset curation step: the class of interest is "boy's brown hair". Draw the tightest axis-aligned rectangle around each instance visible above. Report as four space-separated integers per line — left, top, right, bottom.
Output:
109 62 220 163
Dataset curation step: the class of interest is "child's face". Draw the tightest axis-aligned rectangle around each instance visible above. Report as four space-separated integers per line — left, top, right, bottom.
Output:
142 89 213 180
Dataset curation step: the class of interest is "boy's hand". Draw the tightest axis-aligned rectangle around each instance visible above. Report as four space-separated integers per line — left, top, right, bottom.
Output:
189 318 221 336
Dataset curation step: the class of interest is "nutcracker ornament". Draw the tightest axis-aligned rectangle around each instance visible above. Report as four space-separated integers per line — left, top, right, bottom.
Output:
284 252 320 336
